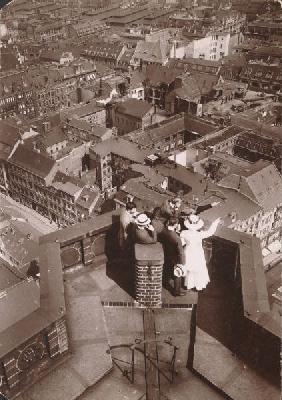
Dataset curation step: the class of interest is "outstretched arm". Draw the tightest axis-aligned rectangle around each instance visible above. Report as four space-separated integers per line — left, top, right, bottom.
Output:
200 218 222 239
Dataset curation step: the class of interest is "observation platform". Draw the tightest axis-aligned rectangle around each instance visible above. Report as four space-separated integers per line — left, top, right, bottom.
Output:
6 210 280 400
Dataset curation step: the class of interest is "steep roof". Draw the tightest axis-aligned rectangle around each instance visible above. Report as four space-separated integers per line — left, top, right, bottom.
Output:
218 162 282 211
9 144 56 178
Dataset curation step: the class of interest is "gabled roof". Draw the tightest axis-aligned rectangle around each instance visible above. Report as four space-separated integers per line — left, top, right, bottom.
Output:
115 99 153 119
9 144 56 178
218 162 282 211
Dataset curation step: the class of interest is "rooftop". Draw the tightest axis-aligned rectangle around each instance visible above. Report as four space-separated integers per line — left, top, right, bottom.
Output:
65 101 104 119
9 144 56 179
144 64 183 86
133 39 168 65
115 98 153 119
199 125 245 148
184 115 218 136
218 162 282 211
124 114 185 147
92 137 152 163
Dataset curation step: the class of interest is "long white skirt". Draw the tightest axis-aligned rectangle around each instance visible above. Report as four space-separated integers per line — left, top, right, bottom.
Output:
183 246 210 291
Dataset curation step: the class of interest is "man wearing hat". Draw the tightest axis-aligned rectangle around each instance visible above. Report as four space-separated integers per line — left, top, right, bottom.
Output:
133 213 157 244
118 201 137 250
160 217 186 296
152 196 184 235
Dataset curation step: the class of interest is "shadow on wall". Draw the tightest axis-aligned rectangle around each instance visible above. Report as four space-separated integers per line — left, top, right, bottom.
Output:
105 214 135 298
197 237 280 387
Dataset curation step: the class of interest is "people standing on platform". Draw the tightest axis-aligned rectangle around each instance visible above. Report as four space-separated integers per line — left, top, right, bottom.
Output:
152 196 184 235
118 201 137 250
180 215 222 291
133 213 157 244
160 217 186 297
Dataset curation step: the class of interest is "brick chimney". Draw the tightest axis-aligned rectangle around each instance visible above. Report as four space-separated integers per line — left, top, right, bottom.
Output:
134 243 164 308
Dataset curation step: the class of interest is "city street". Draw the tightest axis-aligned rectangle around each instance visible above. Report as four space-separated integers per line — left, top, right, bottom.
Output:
0 194 58 240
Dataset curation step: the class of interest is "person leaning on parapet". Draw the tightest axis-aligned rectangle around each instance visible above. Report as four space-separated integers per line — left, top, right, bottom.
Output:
118 201 138 250
152 195 184 235
133 213 157 245
159 217 186 297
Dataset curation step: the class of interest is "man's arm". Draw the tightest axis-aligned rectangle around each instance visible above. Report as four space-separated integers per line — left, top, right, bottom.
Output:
196 201 220 214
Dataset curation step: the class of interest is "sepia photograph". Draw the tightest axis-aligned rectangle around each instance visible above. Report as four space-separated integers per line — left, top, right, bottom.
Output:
0 0 281 399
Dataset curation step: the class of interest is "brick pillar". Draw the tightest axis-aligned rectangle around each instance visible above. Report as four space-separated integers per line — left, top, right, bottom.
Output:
134 243 164 308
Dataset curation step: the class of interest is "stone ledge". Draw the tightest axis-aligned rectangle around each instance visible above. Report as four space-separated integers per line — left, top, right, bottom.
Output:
193 328 280 400
18 294 113 400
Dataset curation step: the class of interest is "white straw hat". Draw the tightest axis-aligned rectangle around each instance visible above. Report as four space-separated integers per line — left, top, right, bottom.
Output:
184 214 204 231
136 213 151 227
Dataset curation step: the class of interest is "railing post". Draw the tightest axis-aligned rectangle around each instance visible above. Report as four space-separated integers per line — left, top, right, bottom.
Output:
134 243 164 308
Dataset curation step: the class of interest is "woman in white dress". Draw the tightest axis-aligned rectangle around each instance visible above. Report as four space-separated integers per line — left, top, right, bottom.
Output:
180 215 222 291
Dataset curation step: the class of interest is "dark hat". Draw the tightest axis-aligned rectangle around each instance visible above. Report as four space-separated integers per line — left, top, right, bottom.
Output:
180 207 195 217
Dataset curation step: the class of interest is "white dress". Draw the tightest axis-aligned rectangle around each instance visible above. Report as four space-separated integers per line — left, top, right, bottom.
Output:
180 220 220 291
